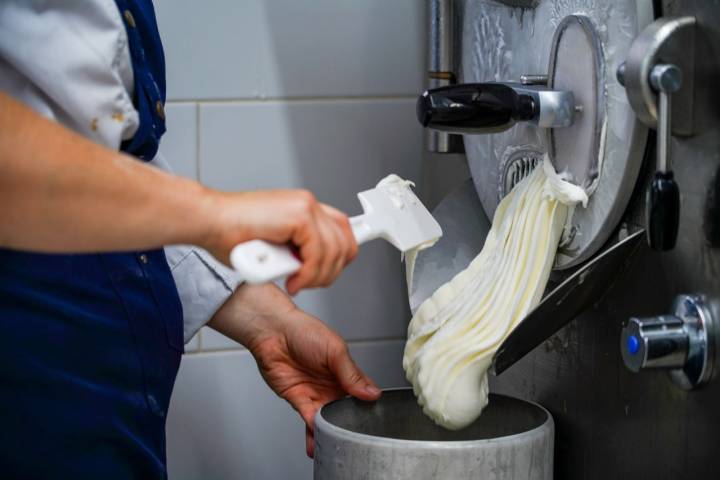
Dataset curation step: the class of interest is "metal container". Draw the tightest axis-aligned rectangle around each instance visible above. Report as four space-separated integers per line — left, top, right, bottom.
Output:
313 388 553 480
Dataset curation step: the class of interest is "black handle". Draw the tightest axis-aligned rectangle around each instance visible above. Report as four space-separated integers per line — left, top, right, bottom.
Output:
416 83 536 134
646 171 680 250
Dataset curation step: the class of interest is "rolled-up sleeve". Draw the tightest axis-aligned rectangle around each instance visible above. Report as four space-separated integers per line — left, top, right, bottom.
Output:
165 245 242 343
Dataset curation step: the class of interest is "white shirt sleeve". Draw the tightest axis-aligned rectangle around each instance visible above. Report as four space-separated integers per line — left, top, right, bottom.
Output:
166 246 241 343
0 1 139 150
0 1 240 343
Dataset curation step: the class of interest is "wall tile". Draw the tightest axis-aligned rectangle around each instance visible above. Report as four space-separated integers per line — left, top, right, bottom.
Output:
198 99 422 340
200 326 242 351
158 102 198 180
154 0 423 100
166 341 407 480
347 340 410 389
166 350 310 480
184 332 201 353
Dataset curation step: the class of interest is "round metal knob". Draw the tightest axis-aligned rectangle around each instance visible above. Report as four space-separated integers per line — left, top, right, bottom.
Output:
616 62 627 86
649 64 683 94
621 294 716 390
621 315 688 372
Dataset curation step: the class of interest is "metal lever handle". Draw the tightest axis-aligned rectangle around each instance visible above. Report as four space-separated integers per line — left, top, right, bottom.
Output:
416 83 536 134
647 171 680 250
646 64 682 250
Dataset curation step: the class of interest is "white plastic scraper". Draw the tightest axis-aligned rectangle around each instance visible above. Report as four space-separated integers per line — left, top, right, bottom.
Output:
230 176 443 284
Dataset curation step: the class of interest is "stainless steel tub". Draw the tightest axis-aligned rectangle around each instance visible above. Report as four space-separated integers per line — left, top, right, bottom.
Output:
314 388 553 480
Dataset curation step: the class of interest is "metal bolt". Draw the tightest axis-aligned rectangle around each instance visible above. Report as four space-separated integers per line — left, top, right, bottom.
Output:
649 64 682 94
520 74 549 86
616 62 627 86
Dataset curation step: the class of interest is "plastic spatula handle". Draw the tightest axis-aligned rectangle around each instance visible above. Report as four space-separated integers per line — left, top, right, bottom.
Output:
229 216 377 284
646 171 680 250
229 240 302 284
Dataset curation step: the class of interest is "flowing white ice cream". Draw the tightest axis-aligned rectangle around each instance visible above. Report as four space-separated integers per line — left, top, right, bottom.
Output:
403 156 588 430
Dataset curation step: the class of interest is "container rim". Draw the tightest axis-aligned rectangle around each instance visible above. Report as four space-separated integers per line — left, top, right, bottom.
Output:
314 387 554 449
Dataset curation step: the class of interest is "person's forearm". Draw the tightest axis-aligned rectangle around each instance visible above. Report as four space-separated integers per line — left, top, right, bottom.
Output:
0 92 217 253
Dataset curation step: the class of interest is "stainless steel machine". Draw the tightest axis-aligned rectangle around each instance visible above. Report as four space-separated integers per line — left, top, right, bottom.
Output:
415 0 720 477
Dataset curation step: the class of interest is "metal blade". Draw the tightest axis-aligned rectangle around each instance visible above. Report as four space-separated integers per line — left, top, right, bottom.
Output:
491 229 645 375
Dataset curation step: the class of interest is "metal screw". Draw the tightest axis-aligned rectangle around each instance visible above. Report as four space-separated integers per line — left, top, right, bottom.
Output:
616 62 627 86
520 74 549 86
649 64 682 93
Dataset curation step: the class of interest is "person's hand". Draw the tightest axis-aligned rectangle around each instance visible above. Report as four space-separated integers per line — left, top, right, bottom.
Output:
203 189 358 294
250 308 381 458
208 284 381 458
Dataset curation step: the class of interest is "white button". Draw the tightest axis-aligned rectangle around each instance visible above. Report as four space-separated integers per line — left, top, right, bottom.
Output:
139 254 149 264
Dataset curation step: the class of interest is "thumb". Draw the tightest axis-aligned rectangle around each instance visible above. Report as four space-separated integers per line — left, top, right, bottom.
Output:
331 347 382 401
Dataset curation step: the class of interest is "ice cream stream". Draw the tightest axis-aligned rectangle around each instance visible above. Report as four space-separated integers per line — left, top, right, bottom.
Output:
402 156 588 430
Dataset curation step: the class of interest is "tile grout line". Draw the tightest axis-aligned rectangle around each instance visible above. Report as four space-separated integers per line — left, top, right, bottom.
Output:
183 336 406 356
194 101 204 353
167 94 417 105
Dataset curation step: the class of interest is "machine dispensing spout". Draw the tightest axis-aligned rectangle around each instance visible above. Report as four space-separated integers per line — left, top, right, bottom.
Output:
416 82 576 135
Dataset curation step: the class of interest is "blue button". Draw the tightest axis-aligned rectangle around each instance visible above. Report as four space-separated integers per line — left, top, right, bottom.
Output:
627 335 640 355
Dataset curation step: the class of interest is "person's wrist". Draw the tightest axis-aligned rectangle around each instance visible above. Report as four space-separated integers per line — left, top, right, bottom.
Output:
208 283 298 350
191 188 240 263
242 286 299 351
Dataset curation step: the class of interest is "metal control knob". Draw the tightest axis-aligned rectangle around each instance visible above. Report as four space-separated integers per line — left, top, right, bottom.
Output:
621 294 717 390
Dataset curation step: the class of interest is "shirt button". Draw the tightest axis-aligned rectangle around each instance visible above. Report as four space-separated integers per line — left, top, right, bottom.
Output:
155 100 165 120
139 253 149 264
123 10 136 28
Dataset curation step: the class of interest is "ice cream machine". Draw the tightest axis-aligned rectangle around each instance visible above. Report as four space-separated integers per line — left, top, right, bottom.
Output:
414 0 720 477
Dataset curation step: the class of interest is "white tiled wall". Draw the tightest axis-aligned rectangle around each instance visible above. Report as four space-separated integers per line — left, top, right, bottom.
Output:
154 0 423 100
155 1 424 478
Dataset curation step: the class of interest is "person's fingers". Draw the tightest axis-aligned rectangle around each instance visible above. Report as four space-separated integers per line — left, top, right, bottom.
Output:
329 343 382 401
286 217 323 294
289 206 352 292
324 219 347 284
314 214 339 287
316 205 355 285
281 194 356 294
297 402 317 430
306 425 314 458
321 204 358 264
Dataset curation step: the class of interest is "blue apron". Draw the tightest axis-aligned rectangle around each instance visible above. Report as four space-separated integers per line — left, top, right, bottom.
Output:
0 2 182 478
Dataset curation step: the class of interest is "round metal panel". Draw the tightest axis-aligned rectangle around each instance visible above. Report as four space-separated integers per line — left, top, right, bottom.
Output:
460 0 653 268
